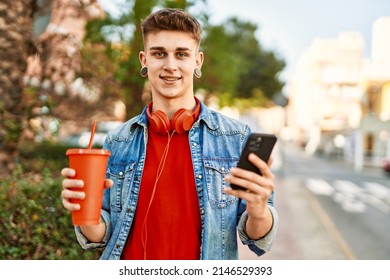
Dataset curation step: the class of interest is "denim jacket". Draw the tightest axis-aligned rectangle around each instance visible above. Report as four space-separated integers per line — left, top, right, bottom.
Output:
75 101 278 260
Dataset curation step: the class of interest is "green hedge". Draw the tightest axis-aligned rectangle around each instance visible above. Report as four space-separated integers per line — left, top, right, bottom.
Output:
0 142 101 260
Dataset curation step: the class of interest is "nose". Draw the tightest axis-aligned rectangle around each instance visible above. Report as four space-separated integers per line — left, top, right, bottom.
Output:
163 55 178 72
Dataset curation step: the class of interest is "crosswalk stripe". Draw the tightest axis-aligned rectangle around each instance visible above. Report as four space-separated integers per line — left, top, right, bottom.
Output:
305 178 390 214
362 182 390 214
306 178 334 196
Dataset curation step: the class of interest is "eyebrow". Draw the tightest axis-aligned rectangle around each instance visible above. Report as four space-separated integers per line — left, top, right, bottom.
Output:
149 46 192 52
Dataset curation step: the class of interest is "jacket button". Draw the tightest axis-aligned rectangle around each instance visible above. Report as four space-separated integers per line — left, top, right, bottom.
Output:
198 174 202 179
119 171 123 176
116 243 121 249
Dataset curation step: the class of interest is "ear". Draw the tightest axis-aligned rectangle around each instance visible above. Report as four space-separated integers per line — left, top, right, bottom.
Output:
139 51 146 66
196 51 204 68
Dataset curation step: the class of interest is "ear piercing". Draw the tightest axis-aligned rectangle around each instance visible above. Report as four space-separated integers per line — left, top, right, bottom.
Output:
140 66 148 77
141 66 202 78
194 67 202 78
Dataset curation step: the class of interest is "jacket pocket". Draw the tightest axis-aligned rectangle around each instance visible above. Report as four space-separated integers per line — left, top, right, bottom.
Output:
204 159 238 208
107 162 136 212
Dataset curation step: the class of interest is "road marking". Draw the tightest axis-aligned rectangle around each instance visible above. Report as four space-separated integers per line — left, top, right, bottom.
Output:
363 182 390 214
308 191 356 260
306 178 334 196
333 180 366 213
305 178 390 214
333 192 366 212
334 180 362 194
364 182 390 199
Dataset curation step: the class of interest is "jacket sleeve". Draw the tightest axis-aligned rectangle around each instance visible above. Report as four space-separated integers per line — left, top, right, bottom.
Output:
73 209 112 250
237 196 279 256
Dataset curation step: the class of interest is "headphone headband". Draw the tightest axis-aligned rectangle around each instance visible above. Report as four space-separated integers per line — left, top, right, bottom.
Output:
146 98 200 134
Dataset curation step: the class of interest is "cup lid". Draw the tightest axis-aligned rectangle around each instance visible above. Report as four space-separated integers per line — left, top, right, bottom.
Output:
66 148 111 156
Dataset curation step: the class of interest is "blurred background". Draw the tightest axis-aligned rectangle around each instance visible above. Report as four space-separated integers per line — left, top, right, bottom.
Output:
0 0 389 260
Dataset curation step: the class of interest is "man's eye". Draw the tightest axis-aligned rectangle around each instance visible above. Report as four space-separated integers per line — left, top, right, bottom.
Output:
177 52 189 58
153 52 165 57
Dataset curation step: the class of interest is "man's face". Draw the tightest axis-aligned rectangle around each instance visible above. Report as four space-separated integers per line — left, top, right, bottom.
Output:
140 30 203 101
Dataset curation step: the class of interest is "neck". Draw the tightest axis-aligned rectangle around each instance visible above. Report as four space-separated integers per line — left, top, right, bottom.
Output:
151 96 197 119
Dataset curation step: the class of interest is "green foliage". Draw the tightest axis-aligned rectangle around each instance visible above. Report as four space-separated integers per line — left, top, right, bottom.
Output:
82 0 159 119
19 141 69 173
199 17 285 107
199 24 241 94
3 119 23 143
82 0 286 114
218 88 274 111
0 142 101 260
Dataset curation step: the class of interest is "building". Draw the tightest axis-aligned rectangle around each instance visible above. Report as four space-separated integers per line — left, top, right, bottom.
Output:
286 17 390 169
287 32 366 152
359 17 390 168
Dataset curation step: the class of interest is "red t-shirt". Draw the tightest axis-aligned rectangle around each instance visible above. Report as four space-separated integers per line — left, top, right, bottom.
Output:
121 126 201 260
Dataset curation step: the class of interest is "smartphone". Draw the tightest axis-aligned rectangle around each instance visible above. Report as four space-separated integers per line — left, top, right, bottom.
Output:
230 133 277 190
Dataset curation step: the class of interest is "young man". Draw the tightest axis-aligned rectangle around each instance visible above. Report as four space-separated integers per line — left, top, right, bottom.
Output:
61 8 278 260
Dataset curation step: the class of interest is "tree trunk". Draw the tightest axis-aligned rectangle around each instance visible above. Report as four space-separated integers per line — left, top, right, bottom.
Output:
120 0 157 119
0 0 36 174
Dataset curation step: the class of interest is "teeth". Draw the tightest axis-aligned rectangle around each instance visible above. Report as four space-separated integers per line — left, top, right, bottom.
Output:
163 77 179 81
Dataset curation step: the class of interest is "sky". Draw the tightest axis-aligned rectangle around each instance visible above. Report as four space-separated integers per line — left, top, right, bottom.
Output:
204 0 390 82
97 0 390 84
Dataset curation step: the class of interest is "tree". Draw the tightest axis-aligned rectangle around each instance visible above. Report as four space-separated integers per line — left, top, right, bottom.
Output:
35 0 108 125
116 0 158 118
0 0 42 173
198 17 285 107
84 0 206 119
0 0 103 174
198 23 241 95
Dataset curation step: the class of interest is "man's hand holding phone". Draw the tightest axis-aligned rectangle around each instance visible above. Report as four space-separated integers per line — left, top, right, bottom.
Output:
223 133 277 240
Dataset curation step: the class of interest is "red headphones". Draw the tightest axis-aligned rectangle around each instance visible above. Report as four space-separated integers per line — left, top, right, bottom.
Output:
146 98 201 134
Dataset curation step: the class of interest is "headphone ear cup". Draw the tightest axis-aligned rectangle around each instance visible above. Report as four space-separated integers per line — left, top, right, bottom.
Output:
171 109 194 134
150 110 171 133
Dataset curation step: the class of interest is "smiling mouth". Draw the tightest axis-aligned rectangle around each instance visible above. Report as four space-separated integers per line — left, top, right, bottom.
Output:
160 76 181 82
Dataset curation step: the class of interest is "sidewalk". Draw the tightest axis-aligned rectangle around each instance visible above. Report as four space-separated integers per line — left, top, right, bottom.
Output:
238 171 352 260
235 133 390 260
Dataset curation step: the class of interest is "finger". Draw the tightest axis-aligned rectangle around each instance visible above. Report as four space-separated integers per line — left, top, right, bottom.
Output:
62 197 81 211
225 174 273 196
228 167 265 188
223 184 270 202
62 178 84 189
224 173 256 192
248 153 273 178
61 189 85 211
268 156 273 167
226 166 274 193
104 179 114 189
61 188 85 200
61 168 76 178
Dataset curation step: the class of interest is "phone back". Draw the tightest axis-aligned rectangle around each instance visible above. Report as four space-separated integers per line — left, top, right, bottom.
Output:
237 133 277 175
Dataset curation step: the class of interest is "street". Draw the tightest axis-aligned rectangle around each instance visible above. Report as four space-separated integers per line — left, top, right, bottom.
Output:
238 143 390 260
